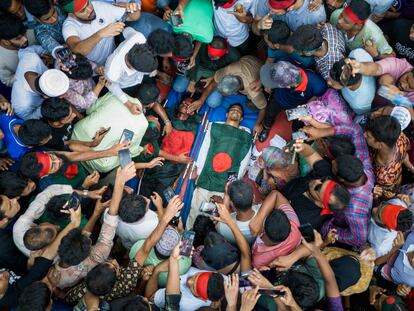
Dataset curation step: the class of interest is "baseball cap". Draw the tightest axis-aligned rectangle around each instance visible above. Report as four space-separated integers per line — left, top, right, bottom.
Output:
217 75 242 96
269 0 296 10
35 69 69 97
260 61 301 89
155 226 180 258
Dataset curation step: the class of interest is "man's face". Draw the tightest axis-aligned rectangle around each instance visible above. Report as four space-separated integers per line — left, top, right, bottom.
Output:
337 11 356 31
8 0 25 20
176 100 193 121
186 272 202 297
47 153 64 175
371 203 387 225
0 195 21 220
226 106 243 122
74 1 96 22
52 106 76 127
397 72 414 93
36 5 58 25
363 130 379 149
268 0 303 15
0 272 10 299
326 0 345 11
7 32 29 50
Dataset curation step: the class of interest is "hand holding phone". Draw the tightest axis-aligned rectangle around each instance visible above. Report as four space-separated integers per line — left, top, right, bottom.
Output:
179 230 195 257
67 192 81 211
258 288 285 297
170 14 183 26
56 47 77 71
285 107 309 121
199 202 218 217
119 129 134 168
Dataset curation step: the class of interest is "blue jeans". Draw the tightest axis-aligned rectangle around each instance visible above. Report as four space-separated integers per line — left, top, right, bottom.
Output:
126 12 172 37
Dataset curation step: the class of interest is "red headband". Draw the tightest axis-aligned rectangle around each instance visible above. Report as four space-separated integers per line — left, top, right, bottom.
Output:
195 272 213 301
207 44 228 58
221 0 237 8
343 6 366 24
36 152 51 178
320 180 336 216
172 54 189 62
269 0 295 10
382 204 406 230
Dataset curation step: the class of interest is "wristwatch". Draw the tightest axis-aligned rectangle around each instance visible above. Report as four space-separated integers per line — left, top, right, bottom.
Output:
82 189 89 198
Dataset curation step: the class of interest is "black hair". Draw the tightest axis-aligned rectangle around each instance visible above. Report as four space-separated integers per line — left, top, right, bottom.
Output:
396 209 414 232
0 171 29 198
228 179 253 212
0 0 12 11
17 281 51 311
267 20 290 45
288 24 323 52
329 184 351 213
86 263 117 296
64 54 93 80
366 116 401 148
23 0 52 18
45 194 69 222
58 228 91 266
173 33 193 59
330 58 362 87
127 43 158 73
110 295 151 311
141 123 160 146
23 226 51 250
228 103 244 117
326 136 355 158
119 193 147 223
147 29 174 55
18 119 51 146
20 152 43 179
335 155 364 183
348 0 371 21
41 97 71 122
192 214 217 248
210 36 228 49
264 209 291 243
281 270 319 309
0 12 25 40
207 273 225 301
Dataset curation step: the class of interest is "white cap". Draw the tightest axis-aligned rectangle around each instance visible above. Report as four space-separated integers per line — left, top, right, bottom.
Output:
391 106 411 131
38 69 69 97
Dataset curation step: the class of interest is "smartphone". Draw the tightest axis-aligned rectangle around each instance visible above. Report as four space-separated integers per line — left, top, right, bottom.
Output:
292 130 309 141
119 11 130 22
239 276 252 288
258 288 285 296
163 186 175 202
102 184 113 201
56 47 77 70
119 129 134 168
285 107 309 121
67 192 81 210
170 14 183 26
227 171 237 183
299 223 315 242
199 202 218 217
179 230 195 257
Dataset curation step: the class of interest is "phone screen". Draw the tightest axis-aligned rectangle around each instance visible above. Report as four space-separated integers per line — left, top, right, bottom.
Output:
170 14 183 26
258 288 285 296
199 202 218 217
285 107 309 121
179 230 195 257
119 129 134 168
56 47 77 70
299 223 315 242
163 187 175 202
68 192 81 210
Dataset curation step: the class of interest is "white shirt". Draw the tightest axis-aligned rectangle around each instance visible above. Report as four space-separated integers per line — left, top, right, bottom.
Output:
113 209 159 249
368 219 397 257
11 45 47 120
105 27 147 103
213 0 257 47
216 205 260 245
13 184 73 256
62 1 125 66
154 267 212 311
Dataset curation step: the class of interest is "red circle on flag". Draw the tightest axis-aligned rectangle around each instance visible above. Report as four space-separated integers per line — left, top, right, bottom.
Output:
212 152 232 172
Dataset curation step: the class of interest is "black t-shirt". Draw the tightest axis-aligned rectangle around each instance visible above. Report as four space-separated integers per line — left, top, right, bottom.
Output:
281 159 333 229
45 123 73 151
381 18 414 65
0 229 27 275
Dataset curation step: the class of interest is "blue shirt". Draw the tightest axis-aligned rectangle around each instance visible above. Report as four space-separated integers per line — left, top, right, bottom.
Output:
267 48 315 69
0 114 29 161
274 70 327 109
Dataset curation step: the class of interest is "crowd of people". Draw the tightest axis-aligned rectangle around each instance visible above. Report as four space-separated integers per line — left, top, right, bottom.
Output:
0 0 413 310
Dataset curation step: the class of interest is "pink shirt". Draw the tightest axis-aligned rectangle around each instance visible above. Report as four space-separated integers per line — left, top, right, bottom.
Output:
252 204 302 268
376 57 414 101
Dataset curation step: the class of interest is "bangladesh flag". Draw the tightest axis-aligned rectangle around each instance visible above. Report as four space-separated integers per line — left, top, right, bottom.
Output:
197 123 251 192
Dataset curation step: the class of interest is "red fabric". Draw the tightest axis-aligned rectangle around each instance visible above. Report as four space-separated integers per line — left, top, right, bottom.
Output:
36 152 51 178
64 164 79 179
343 6 366 24
269 0 295 10
147 144 155 155
161 129 195 158
74 0 88 13
207 45 228 58
255 112 292 150
321 180 336 215
172 55 189 62
220 0 237 8
212 152 233 172
294 70 308 92
195 272 213 301
383 204 406 230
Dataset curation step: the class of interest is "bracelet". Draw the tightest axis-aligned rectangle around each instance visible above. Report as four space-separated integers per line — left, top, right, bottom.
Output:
164 120 172 124
82 189 89 198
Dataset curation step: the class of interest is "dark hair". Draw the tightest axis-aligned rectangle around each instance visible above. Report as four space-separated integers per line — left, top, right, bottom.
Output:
268 20 290 45
147 29 174 55
335 155 364 183
119 193 147 223
228 103 244 117
64 54 93 80
330 58 362 86
288 24 323 52
348 0 371 21
41 97 71 122
264 209 291 243
20 152 43 179
110 295 151 311
0 0 12 11
127 43 158 73
23 0 52 18
0 172 29 198
329 184 351 213
86 263 117 296
141 123 160 146
17 281 51 311
366 116 401 148
213 0 230 8
326 136 355 158
396 209 414 232
228 180 253 212
45 194 68 222
210 36 228 49
0 12 25 40
173 33 193 59
18 119 51 146
192 215 217 248
207 273 225 301
58 228 91 266
281 270 319 309
23 226 54 250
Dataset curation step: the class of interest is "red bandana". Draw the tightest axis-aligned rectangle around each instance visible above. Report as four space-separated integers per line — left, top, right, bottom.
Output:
382 204 406 230
172 54 189 62
207 45 228 58
221 0 237 8
294 69 308 92
343 6 366 24
195 272 213 301
36 152 51 178
320 180 336 216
